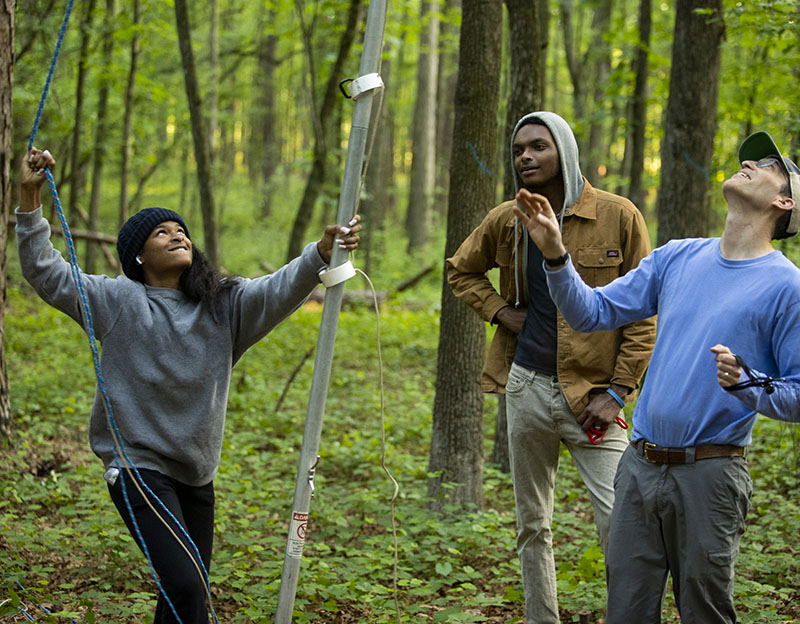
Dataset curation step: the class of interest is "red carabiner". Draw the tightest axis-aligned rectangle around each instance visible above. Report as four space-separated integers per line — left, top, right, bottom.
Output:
587 415 628 445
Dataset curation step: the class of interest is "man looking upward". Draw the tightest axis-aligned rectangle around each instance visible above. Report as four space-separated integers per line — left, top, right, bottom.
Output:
515 131 800 622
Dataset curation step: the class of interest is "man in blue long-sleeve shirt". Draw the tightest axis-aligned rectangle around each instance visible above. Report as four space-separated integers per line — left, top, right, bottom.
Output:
513 131 800 623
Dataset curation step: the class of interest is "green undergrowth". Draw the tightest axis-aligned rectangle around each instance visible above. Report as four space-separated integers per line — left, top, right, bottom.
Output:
1 285 799 623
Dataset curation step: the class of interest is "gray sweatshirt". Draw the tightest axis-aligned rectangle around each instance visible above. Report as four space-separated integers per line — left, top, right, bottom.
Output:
16 207 326 486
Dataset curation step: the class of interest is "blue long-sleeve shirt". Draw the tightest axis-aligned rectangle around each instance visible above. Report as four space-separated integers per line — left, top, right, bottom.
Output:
546 237 800 447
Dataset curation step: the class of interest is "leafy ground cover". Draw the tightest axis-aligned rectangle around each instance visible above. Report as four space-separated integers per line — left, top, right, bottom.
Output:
1 277 799 623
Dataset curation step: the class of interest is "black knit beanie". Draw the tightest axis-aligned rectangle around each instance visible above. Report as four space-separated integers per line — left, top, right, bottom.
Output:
116 207 190 280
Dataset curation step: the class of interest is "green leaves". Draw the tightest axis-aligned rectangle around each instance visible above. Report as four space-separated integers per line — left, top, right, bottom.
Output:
3 277 800 621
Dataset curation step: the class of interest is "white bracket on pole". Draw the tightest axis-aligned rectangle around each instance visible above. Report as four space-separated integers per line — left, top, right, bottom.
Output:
338 72 384 101
317 260 356 288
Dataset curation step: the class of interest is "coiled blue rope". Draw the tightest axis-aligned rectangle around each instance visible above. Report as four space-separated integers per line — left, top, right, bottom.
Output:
25 2 219 622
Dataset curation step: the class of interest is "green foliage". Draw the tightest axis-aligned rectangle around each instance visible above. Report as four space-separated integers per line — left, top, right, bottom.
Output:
6 0 800 621
2 281 799 622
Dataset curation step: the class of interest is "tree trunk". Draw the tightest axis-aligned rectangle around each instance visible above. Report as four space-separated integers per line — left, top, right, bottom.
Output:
207 0 219 160
362 56 394 275
174 0 220 266
489 395 510 472
405 0 440 253
118 0 139 229
537 0 549 107
85 0 115 274
656 0 724 245
584 0 613 185
560 0 585 149
68 0 96 229
502 0 544 201
286 0 364 262
627 0 651 212
428 0 503 511
435 0 460 213
253 5 280 218
0 0 13 440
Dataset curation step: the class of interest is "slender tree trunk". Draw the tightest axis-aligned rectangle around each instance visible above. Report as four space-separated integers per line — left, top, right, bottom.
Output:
584 0 613 185
435 0 460 214
656 0 724 245
68 0 96 228
502 0 544 201
253 5 280 218
428 0 503 511
208 0 219 160
0 0 14 440
405 0 440 253
627 0 651 212
286 0 363 262
489 395 510 472
362 56 394 275
118 0 139 228
537 0 549 107
560 0 585 148
174 0 220 266
85 0 115 274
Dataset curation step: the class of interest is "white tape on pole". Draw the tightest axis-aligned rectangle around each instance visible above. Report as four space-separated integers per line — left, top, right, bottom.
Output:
318 260 356 288
348 72 384 100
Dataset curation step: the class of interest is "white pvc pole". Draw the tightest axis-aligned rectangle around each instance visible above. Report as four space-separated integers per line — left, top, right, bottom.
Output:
273 1 387 621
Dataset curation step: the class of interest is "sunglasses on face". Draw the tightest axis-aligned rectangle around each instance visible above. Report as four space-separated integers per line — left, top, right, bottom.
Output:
756 156 782 169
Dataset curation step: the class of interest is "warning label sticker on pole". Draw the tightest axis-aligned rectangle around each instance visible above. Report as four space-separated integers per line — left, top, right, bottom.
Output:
286 511 308 559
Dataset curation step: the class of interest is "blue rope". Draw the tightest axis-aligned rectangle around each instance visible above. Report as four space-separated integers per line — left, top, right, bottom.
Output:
45 171 188 623
25 2 219 622
9 578 78 624
28 0 76 150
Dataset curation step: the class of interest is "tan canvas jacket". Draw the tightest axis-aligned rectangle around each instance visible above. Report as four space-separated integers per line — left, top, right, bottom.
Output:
447 179 657 416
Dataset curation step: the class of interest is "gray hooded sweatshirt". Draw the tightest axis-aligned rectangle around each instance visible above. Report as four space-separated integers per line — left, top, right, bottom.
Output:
16 207 325 486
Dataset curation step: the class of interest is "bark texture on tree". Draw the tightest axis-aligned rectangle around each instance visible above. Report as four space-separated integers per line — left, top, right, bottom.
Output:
627 0 651 212
362 57 395 275
405 0 439 252
175 0 220 266
502 0 544 200
86 0 115 274
286 0 363 263
68 0 96 230
0 0 13 440
428 0 503 511
251 5 280 218
118 0 140 228
656 0 725 245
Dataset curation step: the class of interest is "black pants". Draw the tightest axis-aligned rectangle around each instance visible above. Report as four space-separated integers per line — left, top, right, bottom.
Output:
108 468 215 624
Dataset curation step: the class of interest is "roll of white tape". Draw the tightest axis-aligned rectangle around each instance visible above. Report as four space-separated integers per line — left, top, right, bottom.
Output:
318 260 356 287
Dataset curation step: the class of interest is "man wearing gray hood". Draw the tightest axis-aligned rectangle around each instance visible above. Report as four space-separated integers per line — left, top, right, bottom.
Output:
447 112 656 622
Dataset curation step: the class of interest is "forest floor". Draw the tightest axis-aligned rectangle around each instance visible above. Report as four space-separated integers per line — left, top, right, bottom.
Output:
2 282 799 623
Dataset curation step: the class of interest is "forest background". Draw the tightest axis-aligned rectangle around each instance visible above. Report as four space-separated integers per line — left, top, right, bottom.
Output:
1 0 799 622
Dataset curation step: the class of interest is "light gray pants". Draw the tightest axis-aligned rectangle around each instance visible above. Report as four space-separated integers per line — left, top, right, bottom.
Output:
505 363 628 624
606 444 752 623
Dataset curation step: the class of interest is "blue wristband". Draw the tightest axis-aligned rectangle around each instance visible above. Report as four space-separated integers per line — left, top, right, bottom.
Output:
606 388 625 408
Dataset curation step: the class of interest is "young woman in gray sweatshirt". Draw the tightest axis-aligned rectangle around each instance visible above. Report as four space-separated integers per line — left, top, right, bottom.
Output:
17 147 361 623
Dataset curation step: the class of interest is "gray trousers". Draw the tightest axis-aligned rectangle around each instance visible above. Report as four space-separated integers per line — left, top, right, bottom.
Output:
606 444 752 623
506 363 628 624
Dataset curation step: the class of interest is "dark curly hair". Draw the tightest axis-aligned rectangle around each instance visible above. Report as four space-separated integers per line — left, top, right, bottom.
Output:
178 247 240 321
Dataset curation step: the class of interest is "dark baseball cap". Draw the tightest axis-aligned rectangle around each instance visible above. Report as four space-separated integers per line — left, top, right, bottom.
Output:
739 131 800 235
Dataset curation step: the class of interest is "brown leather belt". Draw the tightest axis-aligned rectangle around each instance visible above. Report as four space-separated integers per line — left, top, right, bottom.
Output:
631 439 745 464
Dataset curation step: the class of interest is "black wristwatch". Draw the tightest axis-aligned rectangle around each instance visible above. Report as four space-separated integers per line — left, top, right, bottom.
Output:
544 252 569 268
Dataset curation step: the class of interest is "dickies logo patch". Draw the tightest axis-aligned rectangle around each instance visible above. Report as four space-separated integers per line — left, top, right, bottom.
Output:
607 250 620 258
